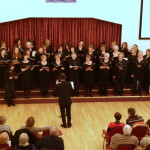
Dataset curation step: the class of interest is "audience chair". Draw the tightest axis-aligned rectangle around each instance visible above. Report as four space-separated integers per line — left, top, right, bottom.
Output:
146 145 150 150
131 122 149 140
102 126 124 149
117 144 135 150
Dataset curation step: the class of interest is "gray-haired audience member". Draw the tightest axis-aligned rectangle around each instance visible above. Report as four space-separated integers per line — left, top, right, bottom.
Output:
110 125 139 150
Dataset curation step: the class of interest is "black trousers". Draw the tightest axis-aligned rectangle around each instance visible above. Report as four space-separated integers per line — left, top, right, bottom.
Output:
4 82 16 105
39 73 49 96
99 70 109 94
59 105 71 126
132 76 144 94
114 77 125 94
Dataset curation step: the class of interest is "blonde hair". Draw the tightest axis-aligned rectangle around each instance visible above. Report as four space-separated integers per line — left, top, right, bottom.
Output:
19 133 29 146
41 54 47 61
0 132 9 144
55 54 60 59
0 116 6 125
26 116 35 127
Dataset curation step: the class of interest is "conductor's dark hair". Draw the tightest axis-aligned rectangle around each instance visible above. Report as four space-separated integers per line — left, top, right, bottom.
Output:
59 72 67 80
128 108 135 116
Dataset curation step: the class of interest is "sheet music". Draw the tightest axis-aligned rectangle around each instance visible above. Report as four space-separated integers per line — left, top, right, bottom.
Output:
70 81 74 89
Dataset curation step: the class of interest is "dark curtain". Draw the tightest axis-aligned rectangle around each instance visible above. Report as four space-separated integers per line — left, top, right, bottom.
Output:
0 18 122 51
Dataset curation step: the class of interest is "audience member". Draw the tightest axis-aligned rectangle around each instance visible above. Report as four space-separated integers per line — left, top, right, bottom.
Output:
20 116 51 134
0 116 12 134
110 125 139 150
126 108 144 126
14 133 35 150
0 132 12 150
107 112 125 133
37 126 64 150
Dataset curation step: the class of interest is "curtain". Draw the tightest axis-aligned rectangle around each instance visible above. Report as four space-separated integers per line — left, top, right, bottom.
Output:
0 18 122 51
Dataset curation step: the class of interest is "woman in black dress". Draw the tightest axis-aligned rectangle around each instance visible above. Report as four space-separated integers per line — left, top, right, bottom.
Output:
21 55 35 99
131 51 146 96
83 54 95 97
99 53 112 96
10 46 22 90
68 53 80 96
120 42 129 58
113 53 128 96
0 48 9 90
51 54 65 95
39 55 50 98
4 63 18 107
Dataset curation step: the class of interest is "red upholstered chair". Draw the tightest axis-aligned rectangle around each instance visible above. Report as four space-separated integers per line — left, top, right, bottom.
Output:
42 130 63 137
102 126 124 149
146 145 150 150
131 122 149 140
117 144 135 150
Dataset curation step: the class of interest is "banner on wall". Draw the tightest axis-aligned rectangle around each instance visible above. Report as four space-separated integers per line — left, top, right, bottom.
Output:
46 0 76 2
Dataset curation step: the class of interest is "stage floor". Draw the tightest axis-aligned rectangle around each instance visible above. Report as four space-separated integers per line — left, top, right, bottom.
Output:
1 101 150 150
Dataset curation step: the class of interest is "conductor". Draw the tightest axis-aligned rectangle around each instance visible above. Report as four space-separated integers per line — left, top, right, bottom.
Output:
56 72 73 128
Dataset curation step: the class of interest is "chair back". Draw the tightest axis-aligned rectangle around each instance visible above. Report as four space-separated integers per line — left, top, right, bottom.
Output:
117 144 135 150
109 126 124 138
146 145 150 150
132 123 149 140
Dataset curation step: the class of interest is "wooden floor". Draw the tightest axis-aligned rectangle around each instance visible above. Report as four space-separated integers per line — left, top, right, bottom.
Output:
1 101 150 150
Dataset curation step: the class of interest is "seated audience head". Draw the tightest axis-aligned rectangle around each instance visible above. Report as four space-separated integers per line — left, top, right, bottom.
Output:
128 108 136 117
71 53 77 60
123 125 132 136
114 112 122 121
0 132 9 145
19 133 29 146
26 116 35 127
59 72 67 81
50 126 59 137
0 116 7 125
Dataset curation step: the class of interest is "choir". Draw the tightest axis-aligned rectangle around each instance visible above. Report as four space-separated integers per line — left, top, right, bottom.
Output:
0 39 150 106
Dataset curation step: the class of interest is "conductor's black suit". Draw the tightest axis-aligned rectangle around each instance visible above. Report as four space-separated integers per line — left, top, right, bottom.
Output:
56 81 73 127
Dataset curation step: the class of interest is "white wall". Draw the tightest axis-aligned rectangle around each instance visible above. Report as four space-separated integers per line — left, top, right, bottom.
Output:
0 0 149 52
